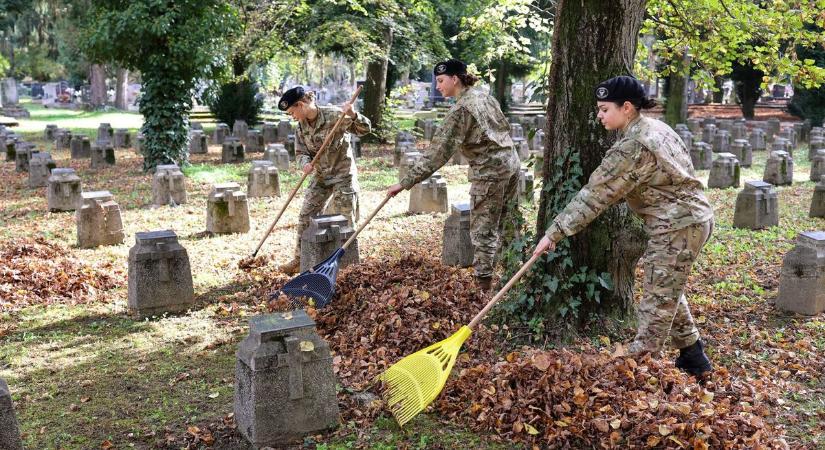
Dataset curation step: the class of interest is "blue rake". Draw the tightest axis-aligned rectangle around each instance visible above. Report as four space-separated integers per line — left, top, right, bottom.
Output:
274 195 393 309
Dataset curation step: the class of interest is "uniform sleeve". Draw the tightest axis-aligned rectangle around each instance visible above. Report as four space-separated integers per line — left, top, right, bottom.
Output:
295 131 311 167
344 111 371 136
545 140 658 241
399 107 470 189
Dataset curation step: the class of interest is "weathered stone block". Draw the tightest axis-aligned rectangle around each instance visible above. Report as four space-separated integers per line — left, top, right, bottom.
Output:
4 137 15 162
686 118 703 133
135 132 144 154
222 138 245 163
416 118 436 141
47 168 82 212
113 129 131 149
690 141 713 170
531 149 544 179
776 231 825 315
188 130 208 154
808 138 824 161
730 139 753 168
811 176 825 218
246 129 264 152
28 152 55 188
778 128 797 149
749 128 767 152
510 123 525 139
234 311 339 448
90 142 116 168
70 134 91 159
248 160 280 198
394 141 416 166
233 120 249 141
300 214 359 272
0 379 24 450
772 137 792 157
152 164 187 207
707 153 740 189
398 151 423 182
677 130 693 150
97 122 113 144
262 122 278 144
717 119 733 132
277 120 293 143
127 230 194 318
54 128 72 151
530 129 545 151
702 124 717 146
763 150 793 186
206 182 250 234
731 122 747 141
810 150 825 182
733 181 778 230
674 123 689 133
14 144 36 172
766 118 781 140
265 143 291 171
213 123 230 145
514 139 529 160
713 129 731 153
409 173 448 214
44 124 58 140
442 202 473 268
76 191 125 248
518 167 534 203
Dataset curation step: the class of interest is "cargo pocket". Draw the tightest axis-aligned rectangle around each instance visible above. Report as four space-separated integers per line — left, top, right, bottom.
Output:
470 181 491 210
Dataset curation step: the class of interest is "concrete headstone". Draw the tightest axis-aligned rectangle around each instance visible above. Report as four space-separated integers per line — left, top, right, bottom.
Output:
213 123 230 145
730 139 753 168
707 153 740 189
247 160 281 198
189 130 208 154
233 120 249 142
222 138 245 163
810 176 825 218
206 182 250 234
300 214 359 272
810 150 825 182
763 150 793 186
691 141 713 170
76 191 125 248
0 379 23 450
113 129 131 149
47 168 82 212
733 181 778 230
409 173 448 214
127 230 195 318
90 142 116 168
442 202 473 268
264 143 291 171
776 231 825 315
70 134 91 159
152 164 187 207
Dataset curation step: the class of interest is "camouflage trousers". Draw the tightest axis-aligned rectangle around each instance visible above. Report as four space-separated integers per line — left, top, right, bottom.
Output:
469 172 520 278
294 176 360 256
628 219 713 355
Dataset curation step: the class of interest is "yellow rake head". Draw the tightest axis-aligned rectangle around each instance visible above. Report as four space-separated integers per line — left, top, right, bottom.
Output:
377 325 473 427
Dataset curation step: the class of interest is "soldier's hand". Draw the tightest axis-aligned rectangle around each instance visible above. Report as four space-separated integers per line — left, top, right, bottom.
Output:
302 163 314 175
387 183 404 197
341 101 356 118
533 235 556 256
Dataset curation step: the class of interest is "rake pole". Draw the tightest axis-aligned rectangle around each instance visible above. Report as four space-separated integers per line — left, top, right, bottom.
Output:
341 194 392 251
468 251 543 328
249 85 363 259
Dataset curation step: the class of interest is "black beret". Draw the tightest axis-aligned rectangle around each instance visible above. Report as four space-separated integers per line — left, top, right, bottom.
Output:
433 59 467 77
594 76 646 103
278 86 305 111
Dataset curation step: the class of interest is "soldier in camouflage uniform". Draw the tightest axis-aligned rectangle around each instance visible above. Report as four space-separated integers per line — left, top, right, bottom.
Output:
533 76 714 377
388 59 521 291
277 86 371 274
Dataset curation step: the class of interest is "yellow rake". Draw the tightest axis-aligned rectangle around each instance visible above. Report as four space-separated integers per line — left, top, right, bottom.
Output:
377 251 543 426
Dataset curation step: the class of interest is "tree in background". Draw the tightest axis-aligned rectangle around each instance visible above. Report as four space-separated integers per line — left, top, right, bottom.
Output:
82 0 235 171
644 0 825 120
789 26 825 127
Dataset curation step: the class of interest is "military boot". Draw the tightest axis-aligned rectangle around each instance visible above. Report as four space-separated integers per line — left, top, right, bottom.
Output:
279 257 300 275
675 340 712 378
476 276 492 292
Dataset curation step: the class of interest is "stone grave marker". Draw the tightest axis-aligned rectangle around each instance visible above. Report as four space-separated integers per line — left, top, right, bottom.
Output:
733 181 778 230
0 379 23 450
76 191 125 248
222 138 245 163
44 124 58 140
90 142 116 168
262 122 278 144
776 231 825 315
152 164 187 207
135 132 144 154
767 118 781 140
127 230 194 318
529 129 544 152
707 153 740 189
213 123 230 145
206 182 250 234
113 129 131 149
763 150 793 186
810 150 825 182
677 130 693 150
189 130 207 154
265 143 291 171
686 117 703 133
713 129 731 154
28 152 55 188
54 128 72 151
300 214 359 272
691 141 713 170
70 134 91 159
97 123 113 144
14 143 36 172
247 160 280 198
731 122 747 141
277 120 293 143
409 173 448 214
730 139 753 168
398 151 423 182
811 176 825 218
234 311 339 447
233 119 249 142
442 202 473 267
246 129 264 152
518 167 534 203
749 128 767 152
47 168 82 212
808 138 824 161
702 124 717 146
772 137 793 157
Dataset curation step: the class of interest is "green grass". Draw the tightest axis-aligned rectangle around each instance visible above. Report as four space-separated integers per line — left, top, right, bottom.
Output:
12 102 143 136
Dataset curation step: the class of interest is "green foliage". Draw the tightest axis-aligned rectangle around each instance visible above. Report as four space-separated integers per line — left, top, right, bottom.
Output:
208 78 263 129
789 29 825 126
10 43 65 80
495 148 614 338
82 0 236 171
643 0 825 92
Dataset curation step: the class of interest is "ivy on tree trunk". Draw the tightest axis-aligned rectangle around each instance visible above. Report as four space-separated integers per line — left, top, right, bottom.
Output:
534 0 648 327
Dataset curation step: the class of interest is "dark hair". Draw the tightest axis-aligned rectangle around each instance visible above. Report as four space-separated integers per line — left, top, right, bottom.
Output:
456 73 479 87
616 97 656 110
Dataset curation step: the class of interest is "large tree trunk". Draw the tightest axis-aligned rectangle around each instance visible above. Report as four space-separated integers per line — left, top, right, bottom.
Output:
363 27 393 134
535 0 648 326
664 51 690 125
494 59 510 111
114 68 129 110
90 64 107 108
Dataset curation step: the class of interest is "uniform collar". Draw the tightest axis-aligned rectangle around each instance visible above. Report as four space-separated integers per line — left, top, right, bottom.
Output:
621 114 643 136
455 85 470 100
304 106 325 131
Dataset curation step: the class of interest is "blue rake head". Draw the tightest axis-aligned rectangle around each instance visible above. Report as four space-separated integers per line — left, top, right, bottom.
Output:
274 248 346 309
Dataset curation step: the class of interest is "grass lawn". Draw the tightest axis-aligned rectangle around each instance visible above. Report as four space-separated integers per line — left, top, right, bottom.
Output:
1 104 823 449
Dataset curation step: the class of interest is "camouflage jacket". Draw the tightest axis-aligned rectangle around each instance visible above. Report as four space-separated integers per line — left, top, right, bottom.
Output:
399 86 520 190
546 115 714 241
296 106 371 183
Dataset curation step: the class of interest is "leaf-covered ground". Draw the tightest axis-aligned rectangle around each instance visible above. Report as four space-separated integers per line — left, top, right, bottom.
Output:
1 108 824 449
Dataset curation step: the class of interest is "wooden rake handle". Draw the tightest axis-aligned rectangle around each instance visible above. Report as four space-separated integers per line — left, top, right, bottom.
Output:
250 85 363 258
468 251 543 329
342 194 393 251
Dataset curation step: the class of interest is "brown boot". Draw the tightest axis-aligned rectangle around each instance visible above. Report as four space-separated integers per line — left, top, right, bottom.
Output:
279 257 300 275
476 276 492 292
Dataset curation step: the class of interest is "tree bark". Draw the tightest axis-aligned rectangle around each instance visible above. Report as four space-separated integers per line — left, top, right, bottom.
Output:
114 68 129 110
363 27 393 134
90 64 107 107
664 51 690 125
494 59 510 111
535 0 648 325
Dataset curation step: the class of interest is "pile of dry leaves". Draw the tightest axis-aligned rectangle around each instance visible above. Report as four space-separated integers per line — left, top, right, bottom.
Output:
0 237 121 310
